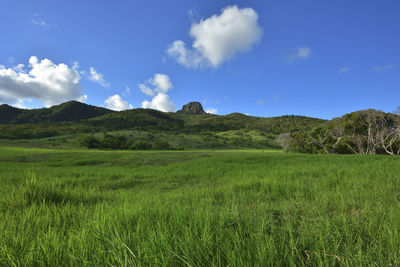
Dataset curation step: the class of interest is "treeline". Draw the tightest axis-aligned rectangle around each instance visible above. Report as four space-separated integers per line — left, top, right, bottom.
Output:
279 109 400 155
180 113 325 134
79 134 174 150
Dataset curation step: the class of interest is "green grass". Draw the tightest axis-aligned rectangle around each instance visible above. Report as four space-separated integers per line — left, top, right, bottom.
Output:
0 147 399 266
0 128 279 150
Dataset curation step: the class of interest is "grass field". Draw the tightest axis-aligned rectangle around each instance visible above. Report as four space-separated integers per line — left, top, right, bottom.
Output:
0 147 399 266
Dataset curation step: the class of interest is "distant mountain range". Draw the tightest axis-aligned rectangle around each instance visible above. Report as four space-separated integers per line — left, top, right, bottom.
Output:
0 101 325 141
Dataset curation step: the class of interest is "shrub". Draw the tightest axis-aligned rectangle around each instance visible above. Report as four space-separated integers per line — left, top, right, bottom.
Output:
101 135 129 149
152 140 170 150
130 141 152 150
79 135 100 148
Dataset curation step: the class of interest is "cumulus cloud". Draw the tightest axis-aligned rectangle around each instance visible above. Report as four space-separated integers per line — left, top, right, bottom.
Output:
0 56 85 107
205 108 218 114
88 67 110 87
150 74 173 93
139 84 155 96
285 46 312 63
138 74 173 96
139 74 175 112
167 5 262 68
373 65 396 72
104 94 132 111
142 93 175 112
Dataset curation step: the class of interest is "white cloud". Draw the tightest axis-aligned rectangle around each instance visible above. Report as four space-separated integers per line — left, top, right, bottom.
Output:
139 74 175 112
373 65 396 72
167 5 262 68
88 67 110 87
13 64 25 73
142 93 175 112
104 94 132 111
139 84 154 96
286 46 312 62
150 74 173 93
167 41 204 68
257 99 265 104
0 56 85 107
14 99 29 109
77 95 88 103
205 108 218 114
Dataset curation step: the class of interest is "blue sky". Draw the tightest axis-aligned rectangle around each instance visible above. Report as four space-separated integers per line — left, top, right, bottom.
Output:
0 0 399 119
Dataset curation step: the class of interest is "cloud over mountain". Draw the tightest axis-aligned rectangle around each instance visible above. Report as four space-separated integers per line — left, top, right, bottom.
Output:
104 94 132 111
167 5 262 68
0 56 85 107
139 74 175 112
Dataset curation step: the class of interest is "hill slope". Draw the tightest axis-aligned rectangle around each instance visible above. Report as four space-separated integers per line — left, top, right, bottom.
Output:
0 101 326 149
0 101 113 124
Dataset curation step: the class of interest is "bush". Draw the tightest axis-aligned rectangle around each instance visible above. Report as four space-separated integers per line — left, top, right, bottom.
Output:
130 141 152 150
79 135 100 148
101 135 129 149
152 140 170 150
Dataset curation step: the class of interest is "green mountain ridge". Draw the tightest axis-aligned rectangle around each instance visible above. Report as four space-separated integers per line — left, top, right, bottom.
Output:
0 101 325 131
0 101 113 124
0 101 326 149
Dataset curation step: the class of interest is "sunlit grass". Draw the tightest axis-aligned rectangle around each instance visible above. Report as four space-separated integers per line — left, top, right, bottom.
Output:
0 147 399 265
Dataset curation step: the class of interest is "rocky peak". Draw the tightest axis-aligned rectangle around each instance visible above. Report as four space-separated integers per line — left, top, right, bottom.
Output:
176 101 206 115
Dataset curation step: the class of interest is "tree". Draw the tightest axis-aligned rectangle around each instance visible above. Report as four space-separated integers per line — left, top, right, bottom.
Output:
284 109 400 155
276 133 291 152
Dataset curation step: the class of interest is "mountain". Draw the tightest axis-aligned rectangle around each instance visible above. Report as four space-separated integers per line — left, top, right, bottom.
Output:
178 112 324 134
176 101 206 115
0 104 23 124
88 108 184 131
0 101 325 145
0 101 113 124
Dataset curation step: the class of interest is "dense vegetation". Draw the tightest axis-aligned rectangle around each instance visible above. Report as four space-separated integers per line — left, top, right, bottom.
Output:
0 147 399 265
0 101 324 150
281 109 400 155
79 134 172 150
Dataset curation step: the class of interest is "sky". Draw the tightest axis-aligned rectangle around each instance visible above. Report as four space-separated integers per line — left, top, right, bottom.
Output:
0 0 399 119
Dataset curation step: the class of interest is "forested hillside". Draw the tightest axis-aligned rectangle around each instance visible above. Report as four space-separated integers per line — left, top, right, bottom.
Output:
0 101 325 150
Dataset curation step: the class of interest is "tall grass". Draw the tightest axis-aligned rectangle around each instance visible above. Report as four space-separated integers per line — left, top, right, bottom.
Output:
0 147 399 266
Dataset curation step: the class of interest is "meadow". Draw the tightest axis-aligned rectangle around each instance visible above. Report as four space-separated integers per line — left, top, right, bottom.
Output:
0 147 399 266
